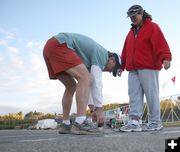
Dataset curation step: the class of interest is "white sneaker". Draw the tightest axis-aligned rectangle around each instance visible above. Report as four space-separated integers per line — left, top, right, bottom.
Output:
143 122 163 131
71 119 102 135
119 120 142 132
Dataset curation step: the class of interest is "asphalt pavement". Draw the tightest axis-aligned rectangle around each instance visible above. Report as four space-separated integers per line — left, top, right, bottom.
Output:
0 127 180 152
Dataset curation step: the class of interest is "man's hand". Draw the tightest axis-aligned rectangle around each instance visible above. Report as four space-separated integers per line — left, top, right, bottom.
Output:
88 105 97 122
91 111 97 122
163 60 171 70
117 69 123 77
88 105 104 127
95 107 104 127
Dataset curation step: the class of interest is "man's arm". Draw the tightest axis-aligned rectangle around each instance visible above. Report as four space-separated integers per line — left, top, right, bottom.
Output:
89 65 104 125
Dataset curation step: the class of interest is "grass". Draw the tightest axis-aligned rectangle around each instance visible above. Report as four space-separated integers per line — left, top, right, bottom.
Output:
163 121 180 128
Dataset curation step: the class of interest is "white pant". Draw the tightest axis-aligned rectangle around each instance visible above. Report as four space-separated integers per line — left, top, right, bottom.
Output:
128 69 161 123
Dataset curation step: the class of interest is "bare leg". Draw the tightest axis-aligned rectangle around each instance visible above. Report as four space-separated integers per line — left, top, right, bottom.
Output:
57 64 91 118
65 64 92 117
57 74 76 120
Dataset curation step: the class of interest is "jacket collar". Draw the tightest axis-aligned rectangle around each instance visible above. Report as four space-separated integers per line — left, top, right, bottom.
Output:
131 18 151 29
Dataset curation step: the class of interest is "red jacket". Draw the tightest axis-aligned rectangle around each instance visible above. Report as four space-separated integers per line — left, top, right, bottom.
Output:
121 18 172 71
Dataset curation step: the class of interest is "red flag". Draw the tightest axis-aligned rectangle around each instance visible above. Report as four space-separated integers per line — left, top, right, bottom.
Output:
171 76 176 84
124 106 129 114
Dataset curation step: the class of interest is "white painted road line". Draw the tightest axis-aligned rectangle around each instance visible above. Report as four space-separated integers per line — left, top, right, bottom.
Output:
163 130 180 134
18 137 58 143
1 133 55 138
104 134 123 137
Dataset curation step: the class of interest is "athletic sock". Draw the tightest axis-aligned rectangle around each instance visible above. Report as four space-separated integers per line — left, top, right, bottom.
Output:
62 120 71 125
75 116 86 124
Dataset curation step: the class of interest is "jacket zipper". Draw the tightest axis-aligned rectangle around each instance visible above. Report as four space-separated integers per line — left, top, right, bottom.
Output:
132 29 136 69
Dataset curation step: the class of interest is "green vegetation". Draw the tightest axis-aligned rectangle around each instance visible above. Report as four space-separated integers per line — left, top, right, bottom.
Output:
163 121 180 128
0 98 180 129
0 111 63 130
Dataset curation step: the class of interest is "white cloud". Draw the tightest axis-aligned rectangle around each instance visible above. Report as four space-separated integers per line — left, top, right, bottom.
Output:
30 53 44 70
0 33 64 115
0 105 22 115
0 53 3 63
102 72 129 103
7 46 23 67
7 46 19 54
26 41 43 50
0 28 16 40
0 40 7 46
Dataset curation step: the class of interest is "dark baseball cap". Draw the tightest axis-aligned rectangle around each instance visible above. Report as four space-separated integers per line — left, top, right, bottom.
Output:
112 53 121 77
127 5 144 17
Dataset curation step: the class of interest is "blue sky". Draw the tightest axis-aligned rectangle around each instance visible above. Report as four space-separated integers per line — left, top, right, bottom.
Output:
0 0 180 115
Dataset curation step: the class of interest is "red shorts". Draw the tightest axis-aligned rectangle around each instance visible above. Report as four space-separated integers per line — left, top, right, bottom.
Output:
43 37 83 79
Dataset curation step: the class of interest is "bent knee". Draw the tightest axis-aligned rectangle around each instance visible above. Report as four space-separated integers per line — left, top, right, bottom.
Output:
66 81 77 92
78 72 92 85
66 64 92 85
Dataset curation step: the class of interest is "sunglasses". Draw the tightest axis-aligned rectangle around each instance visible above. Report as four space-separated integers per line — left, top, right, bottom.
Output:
127 8 142 17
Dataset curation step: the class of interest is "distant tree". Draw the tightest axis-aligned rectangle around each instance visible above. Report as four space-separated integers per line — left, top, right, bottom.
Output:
24 111 33 118
160 99 176 110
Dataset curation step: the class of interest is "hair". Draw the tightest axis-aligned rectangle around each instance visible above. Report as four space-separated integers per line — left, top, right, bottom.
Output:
142 10 152 21
108 51 114 58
